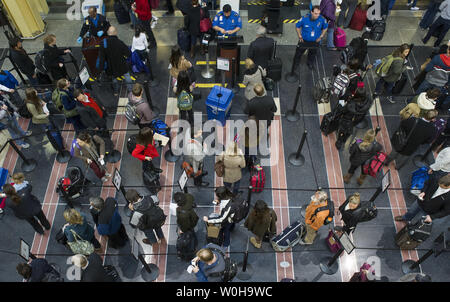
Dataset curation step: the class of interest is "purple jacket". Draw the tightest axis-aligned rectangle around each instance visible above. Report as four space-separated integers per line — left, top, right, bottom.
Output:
320 0 336 28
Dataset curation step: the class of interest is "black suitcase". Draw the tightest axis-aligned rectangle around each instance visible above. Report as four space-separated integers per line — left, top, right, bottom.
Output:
270 220 305 252
143 170 161 195
114 1 130 24
320 111 339 135
46 122 64 152
176 230 198 261
267 41 282 82
395 218 432 250
369 20 386 41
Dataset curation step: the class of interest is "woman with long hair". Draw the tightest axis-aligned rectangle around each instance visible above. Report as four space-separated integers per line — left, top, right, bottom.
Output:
244 200 277 248
175 70 194 127
1 183 50 235
344 129 383 185
63 208 101 251
337 192 362 235
169 46 192 87
216 142 246 195
25 87 50 132
131 24 150 68
131 127 163 174
242 58 266 101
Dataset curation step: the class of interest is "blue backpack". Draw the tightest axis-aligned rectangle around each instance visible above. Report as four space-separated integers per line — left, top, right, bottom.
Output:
150 118 169 137
410 166 429 196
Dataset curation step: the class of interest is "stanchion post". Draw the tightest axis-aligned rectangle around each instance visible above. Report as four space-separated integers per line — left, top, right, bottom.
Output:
247 185 253 204
286 84 301 122
237 236 254 280
143 80 160 117
289 130 307 166
231 57 239 94
8 140 37 172
201 43 215 79
285 48 299 83
368 186 383 204
137 253 159 281
164 136 180 162
319 247 344 275
401 249 434 274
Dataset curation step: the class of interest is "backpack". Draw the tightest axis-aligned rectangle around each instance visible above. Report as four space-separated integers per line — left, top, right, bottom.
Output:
34 50 48 74
354 201 378 223
410 166 429 196
209 247 238 282
51 89 67 112
332 73 350 96
150 118 169 137
425 66 450 87
177 90 193 110
125 100 144 125
41 267 64 282
363 151 387 177
369 20 386 41
312 201 335 225
138 203 167 230
340 45 355 65
70 138 81 157
229 194 250 223
433 118 447 141
375 55 398 77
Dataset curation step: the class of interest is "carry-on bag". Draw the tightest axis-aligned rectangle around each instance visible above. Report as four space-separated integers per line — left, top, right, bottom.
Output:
271 220 305 252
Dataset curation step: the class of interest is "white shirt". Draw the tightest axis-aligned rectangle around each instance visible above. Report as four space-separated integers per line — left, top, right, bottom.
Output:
430 147 450 173
432 186 450 199
0 84 11 92
131 33 148 52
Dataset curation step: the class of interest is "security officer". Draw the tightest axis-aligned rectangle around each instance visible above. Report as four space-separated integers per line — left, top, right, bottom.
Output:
293 5 328 70
212 4 242 37
77 6 111 44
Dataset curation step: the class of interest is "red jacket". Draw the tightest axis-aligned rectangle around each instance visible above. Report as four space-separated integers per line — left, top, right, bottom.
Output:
135 0 152 21
132 143 159 161
83 93 103 118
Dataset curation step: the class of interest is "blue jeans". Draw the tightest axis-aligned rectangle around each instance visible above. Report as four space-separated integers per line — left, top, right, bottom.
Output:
403 200 427 222
130 10 138 26
389 0 396 10
420 2 440 29
143 227 165 244
415 79 435 94
224 179 241 195
66 115 85 133
407 0 417 7
375 77 395 95
326 27 335 49
423 16 450 46
6 115 27 146
112 72 133 94
221 222 235 248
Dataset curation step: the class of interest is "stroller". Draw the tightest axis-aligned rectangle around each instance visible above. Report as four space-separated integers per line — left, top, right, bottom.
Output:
56 166 90 207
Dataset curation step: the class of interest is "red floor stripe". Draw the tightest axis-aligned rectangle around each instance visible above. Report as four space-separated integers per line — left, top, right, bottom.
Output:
270 117 294 281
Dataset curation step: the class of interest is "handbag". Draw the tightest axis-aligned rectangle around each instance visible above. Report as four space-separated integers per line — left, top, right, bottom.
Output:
391 118 419 152
199 8 212 33
67 229 95 255
214 160 225 177
206 222 221 238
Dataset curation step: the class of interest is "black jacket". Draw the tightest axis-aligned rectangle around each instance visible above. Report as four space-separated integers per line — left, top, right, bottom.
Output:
349 140 383 166
245 95 277 122
81 253 114 282
29 259 54 282
6 184 42 219
9 47 35 76
338 197 362 233
176 193 199 232
344 97 372 123
76 103 106 130
98 35 131 77
247 36 275 70
418 175 450 220
43 44 68 80
79 14 110 38
184 6 202 37
397 117 437 156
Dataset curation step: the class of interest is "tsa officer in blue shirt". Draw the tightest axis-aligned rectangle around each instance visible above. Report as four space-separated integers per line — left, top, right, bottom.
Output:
77 6 111 44
293 6 328 70
212 4 242 36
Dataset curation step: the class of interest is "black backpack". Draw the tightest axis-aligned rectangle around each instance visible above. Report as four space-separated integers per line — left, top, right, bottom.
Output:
209 247 238 282
355 201 378 223
138 203 166 230
312 200 335 225
229 194 250 223
370 20 386 41
35 50 49 75
340 45 355 65
127 134 137 154
41 266 64 282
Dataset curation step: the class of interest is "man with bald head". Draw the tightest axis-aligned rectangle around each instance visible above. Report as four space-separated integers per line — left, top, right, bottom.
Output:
77 6 110 44
247 26 274 70
97 26 133 96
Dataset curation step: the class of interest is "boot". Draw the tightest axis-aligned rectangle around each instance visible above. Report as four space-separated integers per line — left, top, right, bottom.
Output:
343 173 353 184
190 45 195 58
357 174 367 186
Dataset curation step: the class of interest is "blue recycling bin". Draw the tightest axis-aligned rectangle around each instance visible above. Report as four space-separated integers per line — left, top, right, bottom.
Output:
206 85 234 126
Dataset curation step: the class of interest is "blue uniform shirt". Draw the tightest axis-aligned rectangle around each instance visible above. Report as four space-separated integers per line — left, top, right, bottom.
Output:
212 11 242 36
295 14 328 42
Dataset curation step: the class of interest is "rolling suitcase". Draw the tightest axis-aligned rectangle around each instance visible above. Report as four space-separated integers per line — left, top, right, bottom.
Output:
177 28 191 52
250 164 265 193
349 4 367 31
46 122 64 152
108 224 128 249
320 110 340 135
267 41 282 82
271 220 305 252
143 170 161 195
114 0 130 24
369 20 386 41
395 218 432 250
176 230 198 261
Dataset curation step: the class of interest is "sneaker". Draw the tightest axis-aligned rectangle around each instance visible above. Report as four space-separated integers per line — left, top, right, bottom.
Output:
410 6 419 10
25 130 32 136
152 16 158 21
386 96 395 104
0 208 3 214
20 143 30 149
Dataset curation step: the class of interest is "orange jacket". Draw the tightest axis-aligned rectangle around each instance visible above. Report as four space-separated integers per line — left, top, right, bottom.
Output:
305 200 330 231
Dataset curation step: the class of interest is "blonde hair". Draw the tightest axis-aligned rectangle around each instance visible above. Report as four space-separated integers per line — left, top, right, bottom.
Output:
63 208 84 225
359 129 376 151
225 142 240 156
349 193 361 205
245 58 255 70
316 191 328 202
12 172 25 184
43 34 56 45
71 254 88 268
196 248 214 262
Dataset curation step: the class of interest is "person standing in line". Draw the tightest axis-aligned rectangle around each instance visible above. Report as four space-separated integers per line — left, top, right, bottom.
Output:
63 208 102 251
174 70 194 128
16 259 62 282
9 37 39 88
422 0 450 47
25 88 51 133
244 84 277 127
247 26 274 70
244 199 277 248
174 192 199 234
43 34 71 81
128 83 154 129
337 0 358 28
131 127 163 173
337 192 362 235
0 94 31 148
184 126 209 187
242 58 266 101
132 0 158 48
71 254 115 282
1 183 51 235
319 0 337 50
216 142 246 195
56 78 85 133
169 46 193 88
300 190 332 245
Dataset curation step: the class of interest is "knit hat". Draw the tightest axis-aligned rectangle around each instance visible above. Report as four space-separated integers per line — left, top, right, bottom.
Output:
417 92 436 110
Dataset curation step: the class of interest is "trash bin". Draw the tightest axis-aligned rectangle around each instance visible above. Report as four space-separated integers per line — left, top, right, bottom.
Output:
206 85 233 126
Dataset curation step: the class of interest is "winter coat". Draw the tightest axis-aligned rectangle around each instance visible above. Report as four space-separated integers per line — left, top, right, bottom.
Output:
127 92 154 125
244 95 277 123
76 104 106 130
383 56 406 83
98 35 131 77
217 150 246 183
349 140 383 166
93 197 122 236
43 44 67 80
169 56 191 80
6 183 42 219
338 197 362 232
134 0 153 21
132 195 162 230
195 243 226 282
244 208 277 238
395 117 437 156
247 36 275 70
81 253 114 282
0 70 18 89
132 142 159 161
305 200 331 231
185 6 201 37
424 53 450 87
73 134 105 165
60 88 79 118
430 147 450 173
399 103 421 120
26 102 49 125
29 258 55 282
418 176 450 220
344 97 372 123
64 212 95 243
176 193 199 233
9 47 35 76
320 0 336 28
184 138 205 173
243 66 266 100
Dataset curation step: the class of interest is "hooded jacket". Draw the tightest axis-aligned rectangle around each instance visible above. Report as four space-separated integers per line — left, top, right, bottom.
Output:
425 53 450 87
176 193 199 233
128 92 154 125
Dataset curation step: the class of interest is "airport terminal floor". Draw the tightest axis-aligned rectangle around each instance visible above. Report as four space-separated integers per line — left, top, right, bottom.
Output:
0 0 449 285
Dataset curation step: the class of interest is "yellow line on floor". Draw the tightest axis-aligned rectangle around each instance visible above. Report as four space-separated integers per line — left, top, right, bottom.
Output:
195 83 245 88
196 61 245 65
